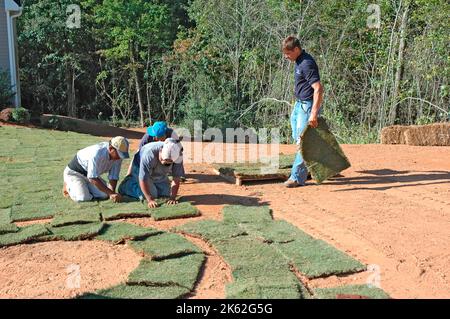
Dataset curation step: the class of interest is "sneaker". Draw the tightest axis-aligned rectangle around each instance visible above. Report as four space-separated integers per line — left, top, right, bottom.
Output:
284 179 300 188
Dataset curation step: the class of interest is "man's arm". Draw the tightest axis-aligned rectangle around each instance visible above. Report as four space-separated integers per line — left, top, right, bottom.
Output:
167 178 181 205
109 179 118 192
308 81 324 128
139 179 158 208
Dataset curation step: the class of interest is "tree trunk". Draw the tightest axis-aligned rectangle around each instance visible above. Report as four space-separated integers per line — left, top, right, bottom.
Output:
130 43 145 127
389 4 409 124
66 63 76 118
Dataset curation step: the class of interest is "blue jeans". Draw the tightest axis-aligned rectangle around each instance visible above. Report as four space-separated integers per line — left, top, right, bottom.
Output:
118 164 171 200
289 99 314 185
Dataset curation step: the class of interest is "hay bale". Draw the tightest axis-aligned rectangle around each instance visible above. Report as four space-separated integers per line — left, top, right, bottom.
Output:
404 123 450 146
380 125 409 144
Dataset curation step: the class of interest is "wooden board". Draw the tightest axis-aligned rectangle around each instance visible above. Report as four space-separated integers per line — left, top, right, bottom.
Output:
211 168 288 186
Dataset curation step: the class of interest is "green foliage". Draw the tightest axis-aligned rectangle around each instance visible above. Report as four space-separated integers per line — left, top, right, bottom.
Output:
11 108 31 124
0 69 14 106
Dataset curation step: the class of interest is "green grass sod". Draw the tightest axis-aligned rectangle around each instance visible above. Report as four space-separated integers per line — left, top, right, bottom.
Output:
43 222 105 241
10 202 59 222
129 232 202 260
275 239 366 279
79 284 190 299
0 223 19 235
222 205 273 224
0 208 12 224
96 223 162 243
314 284 390 299
151 202 200 221
240 220 306 243
300 118 351 184
0 208 19 234
213 237 289 270
226 277 304 299
0 224 50 247
172 219 248 243
51 210 101 227
99 201 152 221
127 253 205 290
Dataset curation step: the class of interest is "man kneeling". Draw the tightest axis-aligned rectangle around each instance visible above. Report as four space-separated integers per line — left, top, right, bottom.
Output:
118 138 185 208
63 136 130 203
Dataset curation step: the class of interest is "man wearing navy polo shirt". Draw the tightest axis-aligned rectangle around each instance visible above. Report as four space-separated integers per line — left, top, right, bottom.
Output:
282 36 324 188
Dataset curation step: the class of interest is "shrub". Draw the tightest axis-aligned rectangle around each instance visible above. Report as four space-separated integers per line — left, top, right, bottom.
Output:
11 107 31 124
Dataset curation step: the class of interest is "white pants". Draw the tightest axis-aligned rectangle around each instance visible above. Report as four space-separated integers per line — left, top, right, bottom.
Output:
63 167 108 202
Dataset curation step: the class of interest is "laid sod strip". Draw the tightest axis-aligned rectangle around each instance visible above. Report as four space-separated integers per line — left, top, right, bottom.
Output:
43 222 105 241
51 211 101 227
226 277 304 299
300 118 351 184
226 283 302 299
10 203 57 222
79 284 190 299
314 285 390 299
151 202 200 221
96 223 162 243
275 239 366 279
173 219 248 243
99 201 151 221
0 223 19 235
129 232 202 260
0 208 12 224
222 205 273 224
240 220 306 243
128 253 205 290
0 224 50 247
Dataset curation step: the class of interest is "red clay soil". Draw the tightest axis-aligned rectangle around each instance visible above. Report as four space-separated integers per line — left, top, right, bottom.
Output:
1 124 449 299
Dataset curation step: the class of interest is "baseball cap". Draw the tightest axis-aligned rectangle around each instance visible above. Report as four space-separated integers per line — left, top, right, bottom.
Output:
161 138 183 164
110 136 130 159
147 121 168 138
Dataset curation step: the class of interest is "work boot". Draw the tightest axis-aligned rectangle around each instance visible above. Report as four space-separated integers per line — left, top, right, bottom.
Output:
284 179 300 188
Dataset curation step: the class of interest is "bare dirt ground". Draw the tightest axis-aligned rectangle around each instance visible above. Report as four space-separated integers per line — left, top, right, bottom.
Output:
1 124 449 299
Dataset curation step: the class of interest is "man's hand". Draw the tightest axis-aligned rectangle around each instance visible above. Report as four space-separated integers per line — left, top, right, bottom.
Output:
167 198 179 205
147 200 159 208
109 193 123 203
308 114 319 128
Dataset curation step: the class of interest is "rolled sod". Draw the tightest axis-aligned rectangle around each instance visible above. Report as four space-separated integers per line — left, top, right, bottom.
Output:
127 253 205 290
129 232 202 260
151 202 200 221
96 222 162 243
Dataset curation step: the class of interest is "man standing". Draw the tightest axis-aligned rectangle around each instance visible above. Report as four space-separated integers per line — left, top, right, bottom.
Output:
63 136 130 202
119 138 185 208
282 36 324 188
